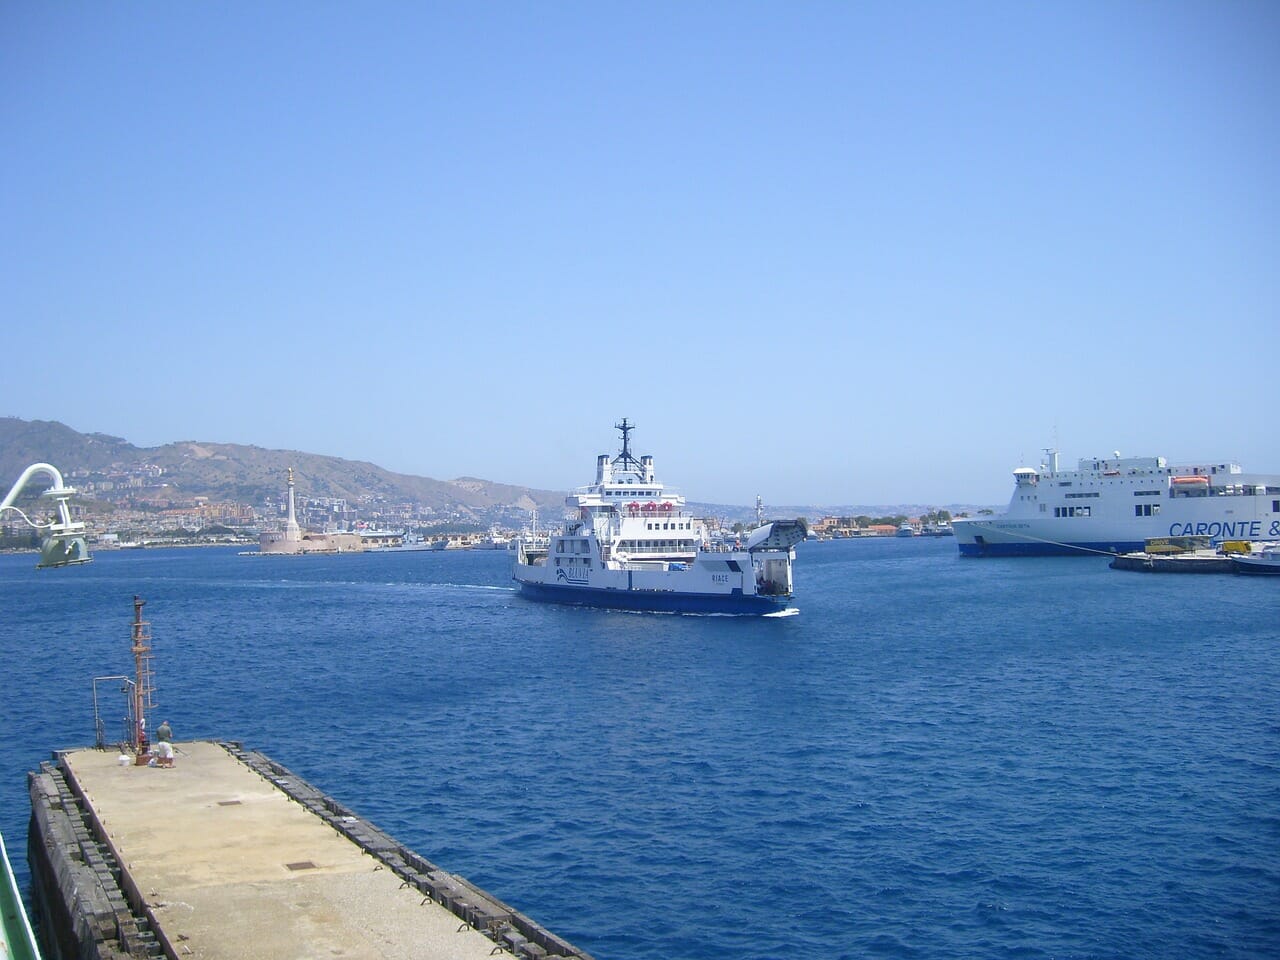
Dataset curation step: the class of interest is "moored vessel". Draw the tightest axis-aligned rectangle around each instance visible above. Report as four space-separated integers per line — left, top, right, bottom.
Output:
1108 536 1236 573
472 529 511 550
512 420 804 614
1231 543 1280 576
955 450 1280 557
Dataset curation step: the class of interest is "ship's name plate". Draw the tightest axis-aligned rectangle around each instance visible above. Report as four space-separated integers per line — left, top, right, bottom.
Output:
1169 519 1280 539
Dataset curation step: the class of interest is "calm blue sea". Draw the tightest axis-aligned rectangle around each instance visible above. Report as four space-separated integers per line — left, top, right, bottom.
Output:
1 539 1277 959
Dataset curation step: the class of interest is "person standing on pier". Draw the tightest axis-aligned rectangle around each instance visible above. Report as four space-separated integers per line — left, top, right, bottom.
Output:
155 720 175 767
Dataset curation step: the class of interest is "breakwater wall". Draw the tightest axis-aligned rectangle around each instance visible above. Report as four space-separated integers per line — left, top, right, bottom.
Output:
28 741 595 960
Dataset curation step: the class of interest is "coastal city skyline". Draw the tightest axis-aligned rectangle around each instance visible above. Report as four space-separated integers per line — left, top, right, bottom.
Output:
3 4 1276 505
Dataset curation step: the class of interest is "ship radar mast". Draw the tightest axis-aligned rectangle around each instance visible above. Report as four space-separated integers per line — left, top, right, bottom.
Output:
130 596 156 760
613 418 644 472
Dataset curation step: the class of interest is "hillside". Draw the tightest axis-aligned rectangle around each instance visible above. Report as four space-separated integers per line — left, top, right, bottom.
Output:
0 417 564 514
2 418 989 522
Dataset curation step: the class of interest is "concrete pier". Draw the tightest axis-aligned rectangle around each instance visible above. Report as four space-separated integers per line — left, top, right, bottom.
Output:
28 741 593 960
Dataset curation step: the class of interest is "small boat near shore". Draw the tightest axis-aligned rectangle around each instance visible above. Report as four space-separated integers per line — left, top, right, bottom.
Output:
471 530 511 550
1231 543 1280 576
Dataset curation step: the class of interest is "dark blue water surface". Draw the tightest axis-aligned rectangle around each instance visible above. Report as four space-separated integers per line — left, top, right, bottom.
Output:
1 540 1277 959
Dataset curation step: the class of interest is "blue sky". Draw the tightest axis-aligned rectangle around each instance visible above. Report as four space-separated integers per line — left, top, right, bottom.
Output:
2 2 1276 506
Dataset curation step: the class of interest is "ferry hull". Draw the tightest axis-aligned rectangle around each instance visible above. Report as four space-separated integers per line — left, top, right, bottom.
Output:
954 521 1145 556
515 578 792 615
956 537 1143 558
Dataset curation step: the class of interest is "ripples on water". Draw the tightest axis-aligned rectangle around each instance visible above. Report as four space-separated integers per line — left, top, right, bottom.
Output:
1 540 1278 959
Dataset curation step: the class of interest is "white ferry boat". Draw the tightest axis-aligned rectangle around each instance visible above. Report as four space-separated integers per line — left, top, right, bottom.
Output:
954 450 1280 557
512 420 805 614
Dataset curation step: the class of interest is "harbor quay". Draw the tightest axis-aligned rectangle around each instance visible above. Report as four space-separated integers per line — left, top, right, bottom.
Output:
28 741 593 960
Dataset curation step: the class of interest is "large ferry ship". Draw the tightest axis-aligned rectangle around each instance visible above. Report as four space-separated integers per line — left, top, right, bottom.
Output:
512 420 805 614
954 450 1280 557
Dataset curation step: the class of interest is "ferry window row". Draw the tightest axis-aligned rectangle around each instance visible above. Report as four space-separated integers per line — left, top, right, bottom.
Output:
621 539 694 553
556 539 592 554
1053 506 1090 518
607 489 657 497
1135 504 1161 517
646 521 691 530
1066 492 1100 499
1134 490 1162 497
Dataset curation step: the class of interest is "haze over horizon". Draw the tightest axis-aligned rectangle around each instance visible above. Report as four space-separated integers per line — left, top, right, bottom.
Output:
3 4 1275 505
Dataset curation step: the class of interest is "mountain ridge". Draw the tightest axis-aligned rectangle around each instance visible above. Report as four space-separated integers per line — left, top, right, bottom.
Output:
0 417 563 515
1 417 990 519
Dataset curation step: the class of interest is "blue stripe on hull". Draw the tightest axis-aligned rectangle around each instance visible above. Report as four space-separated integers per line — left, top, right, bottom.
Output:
957 540 1142 557
515 579 790 615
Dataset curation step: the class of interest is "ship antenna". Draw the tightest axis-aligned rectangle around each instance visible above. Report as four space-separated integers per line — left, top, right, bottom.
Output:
613 418 643 471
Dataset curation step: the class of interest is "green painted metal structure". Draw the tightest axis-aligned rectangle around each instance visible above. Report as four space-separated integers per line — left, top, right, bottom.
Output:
1 831 40 960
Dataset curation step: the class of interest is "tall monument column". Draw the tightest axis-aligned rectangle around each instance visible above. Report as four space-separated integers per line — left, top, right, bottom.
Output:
286 467 301 543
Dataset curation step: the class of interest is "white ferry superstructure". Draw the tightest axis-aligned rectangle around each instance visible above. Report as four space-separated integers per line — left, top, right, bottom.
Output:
954 449 1280 557
512 420 805 614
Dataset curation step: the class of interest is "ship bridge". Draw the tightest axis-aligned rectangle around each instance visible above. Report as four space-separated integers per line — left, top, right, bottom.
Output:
571 418 686 516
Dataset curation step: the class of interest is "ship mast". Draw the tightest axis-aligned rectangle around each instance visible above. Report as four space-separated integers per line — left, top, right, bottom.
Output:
130 595 156 759
613 418 644 472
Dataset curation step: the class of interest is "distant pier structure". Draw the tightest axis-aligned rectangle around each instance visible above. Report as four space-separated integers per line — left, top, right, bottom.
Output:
256 468 361 555
29 741 594 960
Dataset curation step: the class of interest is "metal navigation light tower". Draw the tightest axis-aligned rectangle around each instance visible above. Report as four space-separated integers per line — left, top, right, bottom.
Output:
130 596 157 759
0 462 92 567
